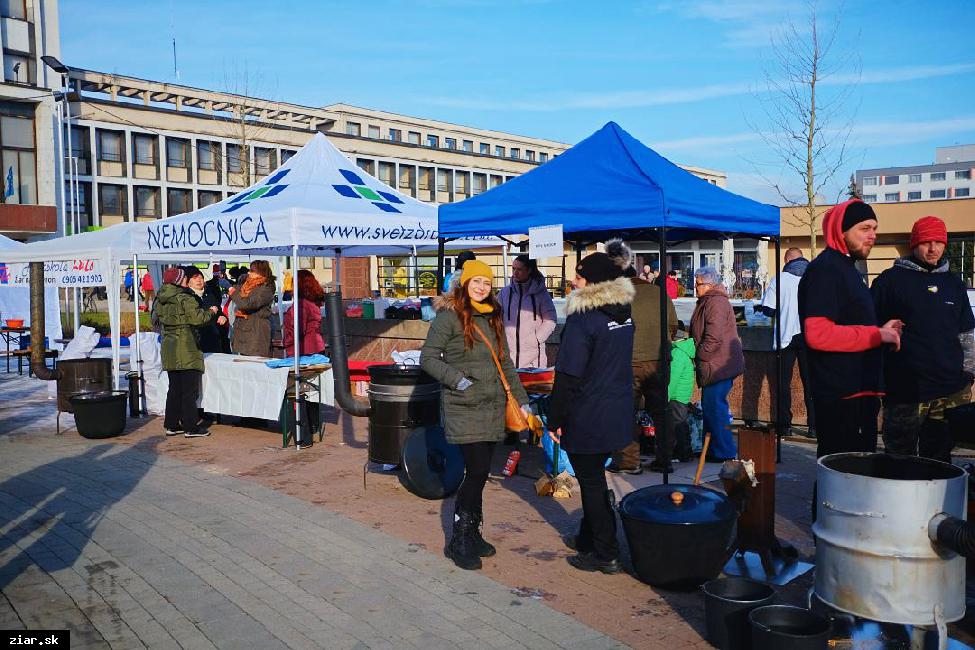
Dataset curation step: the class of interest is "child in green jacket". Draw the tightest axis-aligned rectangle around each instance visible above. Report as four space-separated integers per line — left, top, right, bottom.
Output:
667 328 697 462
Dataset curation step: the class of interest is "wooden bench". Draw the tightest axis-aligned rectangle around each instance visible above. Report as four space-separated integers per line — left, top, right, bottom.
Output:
12 348 58 376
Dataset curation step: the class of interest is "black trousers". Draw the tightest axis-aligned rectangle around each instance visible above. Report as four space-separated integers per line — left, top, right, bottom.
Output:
813 395 880 458
164 369 202 433
779 335 815 429
456 441 496 514
566 452 618 561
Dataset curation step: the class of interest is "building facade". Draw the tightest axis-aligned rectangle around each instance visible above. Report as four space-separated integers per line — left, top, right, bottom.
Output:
0 0 61 239
856 145 975 205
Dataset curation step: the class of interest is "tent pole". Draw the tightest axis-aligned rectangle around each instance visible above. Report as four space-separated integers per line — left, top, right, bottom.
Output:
334 248 342 291
436 237 445 296
658 227 670 485
774 236 783 462
293 244 303 450
133 253 143 415
502 243 510 288
412 246 419 299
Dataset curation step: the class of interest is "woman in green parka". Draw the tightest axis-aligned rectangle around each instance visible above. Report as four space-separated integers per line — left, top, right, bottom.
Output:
157 266 218 438
420 260 530 571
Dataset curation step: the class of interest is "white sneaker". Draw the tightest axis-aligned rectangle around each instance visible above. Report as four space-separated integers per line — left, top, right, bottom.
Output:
165 429 183 436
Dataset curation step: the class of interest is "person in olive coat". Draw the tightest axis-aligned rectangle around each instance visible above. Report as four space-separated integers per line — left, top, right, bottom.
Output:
157 266 218 438
548 252 635 575
421 260 530 571
228 259 276 357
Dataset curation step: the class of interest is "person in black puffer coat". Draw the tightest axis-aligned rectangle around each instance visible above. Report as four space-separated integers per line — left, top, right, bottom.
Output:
547 252 635 575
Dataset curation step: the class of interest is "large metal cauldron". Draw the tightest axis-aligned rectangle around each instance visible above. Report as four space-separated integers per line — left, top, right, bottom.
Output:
813 452 966 626
56 358 113 413
366 364 440 465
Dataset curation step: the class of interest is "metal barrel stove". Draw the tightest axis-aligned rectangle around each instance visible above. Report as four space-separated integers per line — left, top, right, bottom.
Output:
813 452 968 631
365 364 440 465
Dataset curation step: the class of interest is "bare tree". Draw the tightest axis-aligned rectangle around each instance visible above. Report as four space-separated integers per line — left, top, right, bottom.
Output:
218 63 277 189
751 2 859 259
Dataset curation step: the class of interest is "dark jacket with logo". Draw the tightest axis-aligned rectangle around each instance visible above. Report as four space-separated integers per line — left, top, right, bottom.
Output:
547 277 635 455
872 256 975 403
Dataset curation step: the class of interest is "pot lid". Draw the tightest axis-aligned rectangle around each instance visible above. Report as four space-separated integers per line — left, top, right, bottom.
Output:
400 425 465 500
619 484 736 525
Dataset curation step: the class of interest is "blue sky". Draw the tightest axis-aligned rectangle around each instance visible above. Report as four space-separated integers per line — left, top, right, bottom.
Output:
61 0 975 205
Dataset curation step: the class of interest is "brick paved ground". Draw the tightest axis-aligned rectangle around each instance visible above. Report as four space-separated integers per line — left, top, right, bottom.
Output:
3 370 972 649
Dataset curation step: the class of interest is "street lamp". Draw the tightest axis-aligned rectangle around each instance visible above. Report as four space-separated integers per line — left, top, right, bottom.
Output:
42 55 81 330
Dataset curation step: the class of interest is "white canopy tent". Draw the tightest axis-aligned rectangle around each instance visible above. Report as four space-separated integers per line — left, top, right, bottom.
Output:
0 234 64 354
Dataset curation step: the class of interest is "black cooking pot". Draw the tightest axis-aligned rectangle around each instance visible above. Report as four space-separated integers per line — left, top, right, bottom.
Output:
619 484 738 590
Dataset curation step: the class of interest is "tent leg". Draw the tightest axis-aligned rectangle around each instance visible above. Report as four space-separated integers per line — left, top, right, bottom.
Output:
133 253 143 417
658 228 670 485
774 237 783 463
436 237 445 295
293 244 302 450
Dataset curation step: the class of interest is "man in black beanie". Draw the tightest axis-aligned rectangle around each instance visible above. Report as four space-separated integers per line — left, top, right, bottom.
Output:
798 199 903 460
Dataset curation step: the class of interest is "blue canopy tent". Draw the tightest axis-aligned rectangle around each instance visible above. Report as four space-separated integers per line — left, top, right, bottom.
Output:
438 121 789 488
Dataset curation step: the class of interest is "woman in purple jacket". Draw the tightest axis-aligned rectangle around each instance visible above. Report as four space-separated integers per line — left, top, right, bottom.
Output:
498 255 558 369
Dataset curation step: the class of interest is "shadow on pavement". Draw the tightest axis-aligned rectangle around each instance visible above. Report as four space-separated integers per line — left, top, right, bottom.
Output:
0 437 161 591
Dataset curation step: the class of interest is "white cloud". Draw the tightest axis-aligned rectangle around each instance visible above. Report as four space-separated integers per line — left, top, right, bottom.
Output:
652 132 760 152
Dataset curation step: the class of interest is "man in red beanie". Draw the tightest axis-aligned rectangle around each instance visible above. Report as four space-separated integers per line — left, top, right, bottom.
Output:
798 199 903 459
871 216 974 463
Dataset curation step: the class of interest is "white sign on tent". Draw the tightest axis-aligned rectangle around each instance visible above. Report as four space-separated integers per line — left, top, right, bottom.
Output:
0 258 106 287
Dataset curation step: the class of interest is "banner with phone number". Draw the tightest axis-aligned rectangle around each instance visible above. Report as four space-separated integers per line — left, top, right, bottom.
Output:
0 258 106 287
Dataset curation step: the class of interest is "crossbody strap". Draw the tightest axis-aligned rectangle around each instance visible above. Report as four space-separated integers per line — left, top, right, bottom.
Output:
471 322 512 394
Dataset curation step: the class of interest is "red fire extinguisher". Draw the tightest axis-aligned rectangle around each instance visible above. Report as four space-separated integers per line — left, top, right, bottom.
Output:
502 450 521 477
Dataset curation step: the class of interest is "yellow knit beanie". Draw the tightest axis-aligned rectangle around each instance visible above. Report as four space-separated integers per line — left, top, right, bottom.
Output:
459 259 493 286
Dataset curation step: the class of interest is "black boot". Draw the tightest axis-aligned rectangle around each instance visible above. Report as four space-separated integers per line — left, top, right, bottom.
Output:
470 510 497 558
564 516 595 554
445 509 482 570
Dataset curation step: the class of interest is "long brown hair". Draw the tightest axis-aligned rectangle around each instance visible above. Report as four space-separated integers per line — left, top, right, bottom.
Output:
249 259 276 283
450 281 505 357
297 269 325 306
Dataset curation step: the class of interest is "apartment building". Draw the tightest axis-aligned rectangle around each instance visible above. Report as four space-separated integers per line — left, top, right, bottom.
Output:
856 145 975 204
0 0 61 239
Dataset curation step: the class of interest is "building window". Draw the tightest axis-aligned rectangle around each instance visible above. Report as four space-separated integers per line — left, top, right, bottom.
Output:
254 147 275 176
884 192 899 201
3 53 31 84
426 134 439 148
166 138 190 168
490 174 503 188
455 171 469 195
444 137 456 150
907 191 922 201
473 173 486 195
479 143 490 155
908 173 922 183
494 145 505 157
931 172 946 181
98 130 123 162
346 122 361 136
862 176 877 186
509 148 520 159
378 162 395 187
69 181 92 228
356 158 375 176
539 152 549 163
0 106 35 205
398 166 415 192
132 134 156 165
955 170 972 180
931 189 947 198
883 175 899 185
863 194 877 202
418 167 432 191
462 140 473 152
167 189 191 216
134 186 160 218
281 149 297 164
99 184 126 217
437 169 449 192
408 131 420 145
525 150 535 162
227 144 244 173
388 129 402 142
198 190 221 207
957 188 971 197
67 125 91 173
1 0 28 20
367 125 380 139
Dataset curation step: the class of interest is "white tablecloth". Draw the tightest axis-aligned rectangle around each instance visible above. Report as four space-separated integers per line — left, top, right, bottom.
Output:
200 353 334 420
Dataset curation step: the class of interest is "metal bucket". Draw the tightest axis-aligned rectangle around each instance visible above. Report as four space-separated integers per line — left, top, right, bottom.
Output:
56 358 113 413
366 365 440 465
813 452 966 626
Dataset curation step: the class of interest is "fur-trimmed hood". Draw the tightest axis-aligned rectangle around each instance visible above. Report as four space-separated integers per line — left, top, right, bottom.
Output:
566 277 635 324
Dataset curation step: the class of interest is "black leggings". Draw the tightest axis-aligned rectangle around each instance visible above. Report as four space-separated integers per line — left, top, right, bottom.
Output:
455 441 496 513
567 451 619 561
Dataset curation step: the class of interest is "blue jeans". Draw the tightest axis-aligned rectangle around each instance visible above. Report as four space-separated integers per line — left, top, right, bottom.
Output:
702 378 736 459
